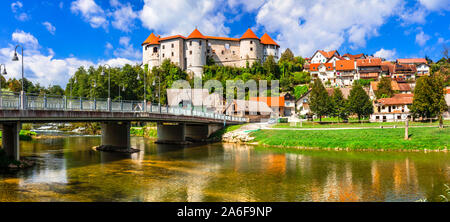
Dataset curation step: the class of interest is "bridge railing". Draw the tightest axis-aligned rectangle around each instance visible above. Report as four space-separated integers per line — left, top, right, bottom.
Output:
0 92 249 123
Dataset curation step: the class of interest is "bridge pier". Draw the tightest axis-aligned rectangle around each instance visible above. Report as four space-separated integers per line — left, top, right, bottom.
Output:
101 122 131 148
1 122 21 161
156 122 186 144
185 124 223 140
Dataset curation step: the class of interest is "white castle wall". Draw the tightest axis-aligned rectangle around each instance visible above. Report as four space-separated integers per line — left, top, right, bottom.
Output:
239 39 262 67
207 39 241 67
185 39 206 78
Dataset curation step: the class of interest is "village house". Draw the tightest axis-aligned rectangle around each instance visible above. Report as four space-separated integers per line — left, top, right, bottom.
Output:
295 90 311 116
397 58 430 76
280 92 296 117
250 96 285 116
371 94 413 122
357 58 383 80
335 59 358 86
392 63 417 81
142 28 280 77
369 80 412 100
310 50 340 64
309 63 335 84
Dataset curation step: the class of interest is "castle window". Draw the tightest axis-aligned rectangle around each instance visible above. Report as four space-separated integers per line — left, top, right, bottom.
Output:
190 41 192 46
199 41 202 46
225 43 230 50
207 49 210 53
232 51 235 55
221 50 224 55
162 53 165 58
162 45 165 49
250 47 253 51
171 52 174 57
153 47 158 53
189 51 192 55
171 43 174 48
250 41 253 44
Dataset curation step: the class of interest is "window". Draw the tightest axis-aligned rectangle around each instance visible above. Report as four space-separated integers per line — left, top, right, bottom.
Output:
221 50 224 55
171 43 174 48
189 51 192 55
250 41 253 44
250 47 253 51
162 45 165 49
232 51 235 55
162 53 165 58
189 41 192 46
225 43 230 50
207 49 210 53
171 52 174 56
199 41 202 46
153 47 158 53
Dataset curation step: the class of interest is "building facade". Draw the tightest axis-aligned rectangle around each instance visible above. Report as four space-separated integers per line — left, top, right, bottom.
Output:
142 28 280 77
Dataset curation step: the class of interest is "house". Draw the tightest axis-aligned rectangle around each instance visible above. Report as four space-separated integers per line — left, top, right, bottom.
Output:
357 58 383 80
280 92 296 116
250 96 285 116
392 63 417 81
295 90 311 116
380 61 395 78
309 63 335 84
310 50 340 63
371 94 413 122
225 99 273 122
342 53 366 60
335 60 358 86
397 58 430 77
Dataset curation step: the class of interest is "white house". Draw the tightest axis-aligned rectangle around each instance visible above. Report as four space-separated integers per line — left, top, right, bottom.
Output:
310 50 340 64
371 94 413 122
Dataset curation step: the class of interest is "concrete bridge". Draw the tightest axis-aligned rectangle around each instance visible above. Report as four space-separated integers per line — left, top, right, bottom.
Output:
0 92 247 160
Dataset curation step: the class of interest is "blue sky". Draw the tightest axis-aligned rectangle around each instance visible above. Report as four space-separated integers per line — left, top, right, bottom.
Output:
0 0 449 87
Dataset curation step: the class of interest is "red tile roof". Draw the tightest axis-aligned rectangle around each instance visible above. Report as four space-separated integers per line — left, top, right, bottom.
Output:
335 60 355 71
260 33 279 46
343 53 365 60
142 33 160 45
187 28 206 39
318 50 338 58
159 35 186 41
240 28 260 40
250 97 285 107
376 94 413 106
357 58 382 66
397 58 427 64
309 63 334 71
397 83 411 92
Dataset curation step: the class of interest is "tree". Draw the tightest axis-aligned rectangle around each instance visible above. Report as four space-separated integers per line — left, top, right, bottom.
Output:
331 88 349 122
279 48 294 63
348 82 373 122
309 78 331 122
375 77 395 99
294 85 308 100
410 76 436 120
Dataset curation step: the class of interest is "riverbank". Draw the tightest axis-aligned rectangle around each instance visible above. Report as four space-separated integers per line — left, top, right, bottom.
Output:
248 127 449 151
274 120 450 129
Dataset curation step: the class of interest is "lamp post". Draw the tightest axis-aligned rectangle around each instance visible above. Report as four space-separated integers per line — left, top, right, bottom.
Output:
0 64 7 107
101 64 111 111
119 84 125 102
137 71 147 111
12 44 25 109
153 76 160 113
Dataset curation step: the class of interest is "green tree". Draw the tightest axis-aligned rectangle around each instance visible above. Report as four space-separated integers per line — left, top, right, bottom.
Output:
375 77 395 99
309 78 331 122
294 85 308 100
331 87 349 122
348 82 373 122
279 48 294 63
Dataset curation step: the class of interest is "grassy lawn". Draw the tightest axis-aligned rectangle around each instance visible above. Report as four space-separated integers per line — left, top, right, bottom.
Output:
250 127 449 150
273 120 450 129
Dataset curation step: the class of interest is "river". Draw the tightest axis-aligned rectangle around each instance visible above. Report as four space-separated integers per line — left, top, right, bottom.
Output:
0 136 449 202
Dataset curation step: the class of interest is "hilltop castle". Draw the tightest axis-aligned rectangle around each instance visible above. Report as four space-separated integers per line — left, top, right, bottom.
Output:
142 28 280 77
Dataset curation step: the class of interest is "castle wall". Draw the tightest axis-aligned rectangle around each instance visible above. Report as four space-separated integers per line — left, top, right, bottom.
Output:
263 45 279 61
185 39 206 78
160 38 184 68
207 39 241 67
240 39 263 66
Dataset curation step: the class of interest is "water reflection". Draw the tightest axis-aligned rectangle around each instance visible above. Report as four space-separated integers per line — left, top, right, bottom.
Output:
0 136 449 202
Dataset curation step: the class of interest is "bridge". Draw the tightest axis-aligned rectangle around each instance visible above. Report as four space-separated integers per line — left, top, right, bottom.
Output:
0 92 247 160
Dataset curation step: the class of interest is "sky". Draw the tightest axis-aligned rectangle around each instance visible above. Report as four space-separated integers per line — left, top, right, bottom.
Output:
0 0 449 88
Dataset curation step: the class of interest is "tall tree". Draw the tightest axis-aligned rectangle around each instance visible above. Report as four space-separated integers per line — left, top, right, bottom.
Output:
309 78 331 122
279 48 294 63
375 77 395 99
331 87 349 122
348 82 373 122
410 76 436 120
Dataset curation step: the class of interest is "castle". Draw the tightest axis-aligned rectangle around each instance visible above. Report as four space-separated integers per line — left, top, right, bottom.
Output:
142 28 280 77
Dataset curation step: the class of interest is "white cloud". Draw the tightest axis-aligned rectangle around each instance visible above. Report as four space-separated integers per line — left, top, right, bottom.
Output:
418 0 450 11
254 0 403 57
227 0 265 12
374 48 397 61
70 0 108 29
113 37 141 60
15 12 30 21
12 30 39 50
110 2 138 32
139 0 230 36
415 30 430 46
42 22 56 35
11 1 23 13
1 31 139 88
105 42 113 49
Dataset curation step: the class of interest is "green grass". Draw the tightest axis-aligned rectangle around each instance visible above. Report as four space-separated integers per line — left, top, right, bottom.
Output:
0 130 37 141
250 127 449 150
130 127 157 138
273 120 450 129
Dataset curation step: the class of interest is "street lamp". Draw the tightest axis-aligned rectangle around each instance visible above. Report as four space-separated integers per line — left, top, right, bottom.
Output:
137 71 147 111
101 64 111 111
12 44 25 109
119 84 125 102
153 76 160 113
0 64 7 96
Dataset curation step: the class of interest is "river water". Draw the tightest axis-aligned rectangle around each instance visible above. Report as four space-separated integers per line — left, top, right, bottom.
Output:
0 136 449 202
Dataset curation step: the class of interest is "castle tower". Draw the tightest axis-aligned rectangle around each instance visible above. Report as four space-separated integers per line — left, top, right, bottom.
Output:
239 28 262 67
142 33 160 71
185 28 207 78
260 33 280 62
